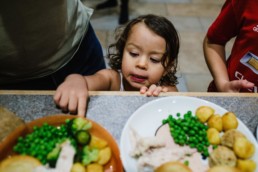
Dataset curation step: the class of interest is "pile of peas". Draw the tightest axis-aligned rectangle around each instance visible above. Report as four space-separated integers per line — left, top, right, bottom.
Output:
13 123 69 164
162 111 210 157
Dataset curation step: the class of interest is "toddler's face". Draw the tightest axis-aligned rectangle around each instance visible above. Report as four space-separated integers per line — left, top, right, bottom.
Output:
121 23 167 91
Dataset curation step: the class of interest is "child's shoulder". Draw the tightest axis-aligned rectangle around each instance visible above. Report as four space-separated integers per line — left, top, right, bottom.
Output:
99 68 120 77
98 69 121 86
104 69 121 90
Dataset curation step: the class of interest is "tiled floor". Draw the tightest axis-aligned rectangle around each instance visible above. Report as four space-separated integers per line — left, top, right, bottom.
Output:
83 0 233 92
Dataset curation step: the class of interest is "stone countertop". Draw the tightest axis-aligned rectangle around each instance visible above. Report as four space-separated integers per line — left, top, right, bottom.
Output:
0 92 257 144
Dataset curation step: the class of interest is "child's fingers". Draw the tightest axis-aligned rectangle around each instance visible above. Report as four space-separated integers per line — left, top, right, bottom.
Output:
152 86 162 96
146 85 158 96
140 86 148 94
242 79 255 88
53 91 61 105
77 96 87 117
58 93 69 112
229 80 254 92
68 96 78 114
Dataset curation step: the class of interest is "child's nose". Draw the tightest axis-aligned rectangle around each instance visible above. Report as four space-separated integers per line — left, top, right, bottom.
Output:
136 57 148 69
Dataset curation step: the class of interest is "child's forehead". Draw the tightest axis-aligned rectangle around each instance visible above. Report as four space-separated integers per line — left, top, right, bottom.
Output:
129 22 157 37
126 23 167 54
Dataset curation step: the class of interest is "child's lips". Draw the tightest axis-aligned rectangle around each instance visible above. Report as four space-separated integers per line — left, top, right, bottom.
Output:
130 74 147 83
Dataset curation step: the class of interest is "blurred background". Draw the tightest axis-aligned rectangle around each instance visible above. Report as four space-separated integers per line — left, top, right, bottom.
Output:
83 0 234 92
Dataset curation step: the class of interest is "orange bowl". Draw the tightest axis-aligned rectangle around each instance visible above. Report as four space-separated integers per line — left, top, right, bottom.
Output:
0 114 123 171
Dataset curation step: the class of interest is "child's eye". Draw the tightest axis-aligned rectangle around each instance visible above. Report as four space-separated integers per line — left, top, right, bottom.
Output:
150 58 161 63
129 52 138 57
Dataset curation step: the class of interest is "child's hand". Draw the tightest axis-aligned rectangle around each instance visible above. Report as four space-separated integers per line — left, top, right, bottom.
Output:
140 84 168 96
221 79 254 92
54 74 88 117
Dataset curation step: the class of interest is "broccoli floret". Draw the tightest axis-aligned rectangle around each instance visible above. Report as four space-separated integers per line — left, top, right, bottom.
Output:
46 144 61 167
67 118 92 136
81 146 99 165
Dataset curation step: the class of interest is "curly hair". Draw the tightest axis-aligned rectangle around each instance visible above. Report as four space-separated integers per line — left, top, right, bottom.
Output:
107 14 180 86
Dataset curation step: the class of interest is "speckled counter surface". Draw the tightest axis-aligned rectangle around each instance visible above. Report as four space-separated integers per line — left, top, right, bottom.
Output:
0 93 257 144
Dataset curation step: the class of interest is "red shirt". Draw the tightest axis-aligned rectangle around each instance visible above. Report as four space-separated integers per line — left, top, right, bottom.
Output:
207 0 258 92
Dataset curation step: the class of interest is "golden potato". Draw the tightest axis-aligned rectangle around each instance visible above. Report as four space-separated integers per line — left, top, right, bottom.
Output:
97 146 112 165
71 163 86 172
195 106 215 123
221 129 246 148
233 137 255 159
207 128 221 145
154 161 192 172
236 159 256 172
86 163 103 172
209 146 237 167
208 114 223 132
208 165 241 172
222 112 238 131
0 155 41 172
89 135 108 149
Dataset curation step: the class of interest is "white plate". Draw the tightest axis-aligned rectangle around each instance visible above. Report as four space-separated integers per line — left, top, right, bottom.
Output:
120 96 258 172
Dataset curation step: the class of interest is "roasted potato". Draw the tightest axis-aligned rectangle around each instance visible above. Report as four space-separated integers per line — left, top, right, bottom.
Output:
0 155 41 172
221 129 246 148
208 165 241 172
86 163 103 172
97 146 112 165
233 137 255 159
154 161 192 172
207 128 221 145
236 159 256 172
89 135 108 149
71 163 86 172
195 106 214 123
222 112 238 131
209 146 237 167
208 114 223 132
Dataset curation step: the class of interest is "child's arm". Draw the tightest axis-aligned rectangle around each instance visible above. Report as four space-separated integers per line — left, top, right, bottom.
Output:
54 69 118 117
203 36 230 92
140 84 178 96
203 36 254 92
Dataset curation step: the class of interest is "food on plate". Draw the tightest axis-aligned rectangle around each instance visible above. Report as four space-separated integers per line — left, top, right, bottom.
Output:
207 128 221 145
34 140 76 172
161 111 210 157
195 106 214 123
222 112 238 131
0 117 113 172
89 135 108 149
207 165 241 172
154 161 192 172
86 163 104 172
0 155 41 172
207 114 223 132
221 129 246 148
128 103 257 172
71 162 86 172
236 159 256 172
97 147 112 165
209 146 237 167
75 130 91 145
233 137 255 159
130 124 208 172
